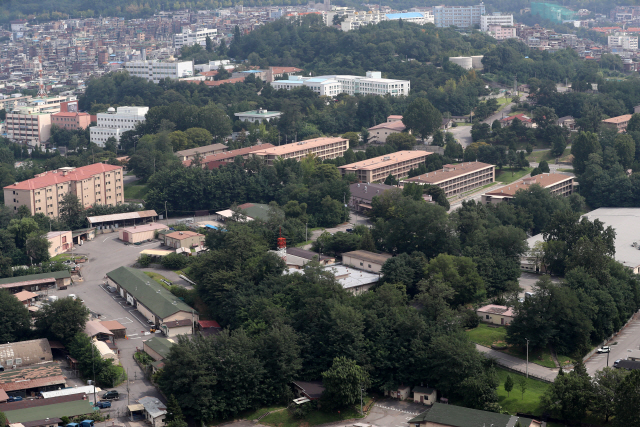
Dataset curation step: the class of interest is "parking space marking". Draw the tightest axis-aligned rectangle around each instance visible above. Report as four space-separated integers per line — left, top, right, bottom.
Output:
111 316 134 325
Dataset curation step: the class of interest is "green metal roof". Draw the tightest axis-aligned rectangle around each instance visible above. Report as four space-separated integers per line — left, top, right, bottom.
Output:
238 203 277 222
106 266 195 320
0 270 70 285
145 337 175 359
408 403 534 427
4 399 95 423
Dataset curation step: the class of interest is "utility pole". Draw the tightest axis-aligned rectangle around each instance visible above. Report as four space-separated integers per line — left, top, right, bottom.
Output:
305 222 308 242
525 338 529 378
92 343 97 404
127 368 130 406
164 201 168 222
360 383 364 415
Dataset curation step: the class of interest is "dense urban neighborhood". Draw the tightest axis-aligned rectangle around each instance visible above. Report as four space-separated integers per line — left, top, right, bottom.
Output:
1 1 640 427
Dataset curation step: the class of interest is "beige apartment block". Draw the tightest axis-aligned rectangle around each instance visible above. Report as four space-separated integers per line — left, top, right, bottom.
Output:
481 173 574 204
4 163 124 217
251 137 348 165
339 150 432 183
402 162 495 197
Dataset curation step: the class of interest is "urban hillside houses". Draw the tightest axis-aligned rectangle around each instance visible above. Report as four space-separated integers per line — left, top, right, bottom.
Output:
402 162 495 197
338 150 432 183
271 71 410 97
252 137 348 165
481 173 574 204
90 106 149 146
4 163 124 216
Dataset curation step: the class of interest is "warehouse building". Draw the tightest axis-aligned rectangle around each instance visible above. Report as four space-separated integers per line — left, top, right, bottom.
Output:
0 271 71 294
118 222 169 243
402 162 495 197
338 151 432 183
106 267 198 332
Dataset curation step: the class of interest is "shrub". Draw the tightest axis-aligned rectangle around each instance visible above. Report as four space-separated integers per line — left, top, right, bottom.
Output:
138 254 152 267
161 253 189 270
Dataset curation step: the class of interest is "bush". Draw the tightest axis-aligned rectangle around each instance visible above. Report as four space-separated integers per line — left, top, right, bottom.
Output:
161 253 189 270
138 254 152 267
461 309 480 329
289 401 314 419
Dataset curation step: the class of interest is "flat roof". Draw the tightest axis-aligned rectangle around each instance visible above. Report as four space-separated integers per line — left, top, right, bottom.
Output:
483 173 573 197
252 137 347 157
285 264 380 289
120 222 168 233
603 114 632 124
386 12 423 19
87 210 158 224
581 208 640 269
339 151 431 172
165 231 203 240
405 161 494 185
139 249 174 256
234 110 282 117
342 250 392 265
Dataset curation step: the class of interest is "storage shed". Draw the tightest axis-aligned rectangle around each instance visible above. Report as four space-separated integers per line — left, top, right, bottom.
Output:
119 222 168 244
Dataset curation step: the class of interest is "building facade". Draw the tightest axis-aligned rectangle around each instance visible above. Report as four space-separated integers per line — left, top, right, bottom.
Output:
4 163 125 216
124 60 194 83
402 162 495 197
164 231 205 249
252 137 348 165
480 13 514 32
488 25 517 40
342 250 392 274
46 230 73 258
338 151 432 183
481 173 574 204
272 71 410 97
602 114 633 132
608 34 639 50
5 110 51 146
433 4 486 28
234 108 282 123
175 143 228 161
173 28 218 49
90 106 149 146
368 119 406 144
51 112 92 130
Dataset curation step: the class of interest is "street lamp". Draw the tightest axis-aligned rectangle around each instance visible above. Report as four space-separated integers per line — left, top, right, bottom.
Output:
525 338 530 378
360 383 365 415
164 201 168 222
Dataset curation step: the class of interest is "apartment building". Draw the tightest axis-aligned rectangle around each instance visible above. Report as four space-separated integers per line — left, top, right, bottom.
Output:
271 71 410 97
51 111 92 130
488 25 517 40
402 162 495 197
339 151 432 183
173 28 218 49
25 96 73 114
252 137 348 165
602 114 633 132
368 118 406 144
608 34 638 50
5 109 51 146
90 106 149 146
433 4 486 28
0 94 32 111
124 60 194 83
4 163 125 217
480 13 514 32
481 173 574 204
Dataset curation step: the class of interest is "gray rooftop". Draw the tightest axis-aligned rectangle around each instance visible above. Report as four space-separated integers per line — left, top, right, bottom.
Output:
139 396 166 419
581 208 640 270
349 182 395 203
285 264 379 290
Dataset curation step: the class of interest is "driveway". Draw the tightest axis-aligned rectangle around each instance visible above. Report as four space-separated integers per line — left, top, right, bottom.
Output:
448 101 515 149
517 272 562 298
50 235 166 419
584 313 640 375
475 344 558 383
329 399 427 427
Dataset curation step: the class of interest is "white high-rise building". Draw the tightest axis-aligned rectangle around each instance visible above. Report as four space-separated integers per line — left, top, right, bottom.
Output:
90 106 149 147
480 13 514 32
433 4 486 28
124 60 194 83
271 71 410 97
173 28 218 49
608 34 639 50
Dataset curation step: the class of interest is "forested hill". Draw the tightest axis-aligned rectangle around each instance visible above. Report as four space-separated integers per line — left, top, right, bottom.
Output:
229 16 497 74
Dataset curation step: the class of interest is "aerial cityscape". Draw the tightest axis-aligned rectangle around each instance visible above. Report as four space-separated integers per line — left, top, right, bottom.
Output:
0 1 639 427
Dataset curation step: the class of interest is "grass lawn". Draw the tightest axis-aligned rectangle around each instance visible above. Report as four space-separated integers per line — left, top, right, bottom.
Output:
257 401 368 427
144 271 171 289
453 122 472 126
466 323 508 348
496 368 549 416
124 184 149 200
496 97 510 106
526 147 571 163
495 167 532 184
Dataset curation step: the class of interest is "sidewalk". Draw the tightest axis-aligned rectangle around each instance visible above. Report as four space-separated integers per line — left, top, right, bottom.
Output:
475 344 558 383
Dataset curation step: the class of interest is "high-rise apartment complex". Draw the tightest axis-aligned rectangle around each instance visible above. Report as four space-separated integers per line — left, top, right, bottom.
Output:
4 163 125 217
90 106 149 146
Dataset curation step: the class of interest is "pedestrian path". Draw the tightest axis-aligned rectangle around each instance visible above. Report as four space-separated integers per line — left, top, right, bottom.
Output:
475 344 558 383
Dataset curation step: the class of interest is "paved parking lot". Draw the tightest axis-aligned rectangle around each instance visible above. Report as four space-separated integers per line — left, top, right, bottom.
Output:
49 234 167 419
331 399 427 427
517 272 561 298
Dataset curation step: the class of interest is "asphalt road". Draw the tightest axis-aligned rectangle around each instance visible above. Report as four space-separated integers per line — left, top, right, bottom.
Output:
475 344 558 382
447 101 515 148
584 314 640 376
329 398 427 427
51 235 168 418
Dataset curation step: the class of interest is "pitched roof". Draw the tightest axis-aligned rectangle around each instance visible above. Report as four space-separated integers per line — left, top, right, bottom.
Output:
182 143 275 167
5 164 122 191
106 267 195 320
405 162 494 185
500 113 532 123
286 247 335 262
0 271 70 288
349 182 395 202
0 339 53 367
143 337 175 359
175 143 228 157
0 393 83 412
139 396 166 419
412 386 435 395
409 403 534 427
13 290 38 302
368 121 406 131
162 319 192 328
165 231 204 240
87 210 158 225
602 114 632 124
0 375 66 392
271 66 303 74
339 151 431 172
252 137 347 157
84 320 114 337
483 173 574 197
342 250 393 265
120 222 168 234
3 398 94 423
292 380 325 399
198 320 221 328
100 320 126 331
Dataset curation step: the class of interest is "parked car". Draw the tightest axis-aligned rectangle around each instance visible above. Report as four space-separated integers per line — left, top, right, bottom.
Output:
102 390 119 400
96 401 111 409
597 346 611 353
8 396 23 402
106 286 116 293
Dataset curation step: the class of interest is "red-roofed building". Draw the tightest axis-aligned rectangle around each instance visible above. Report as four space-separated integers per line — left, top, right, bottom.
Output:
4 163 124 217
500 113 536 128
51 112 92 130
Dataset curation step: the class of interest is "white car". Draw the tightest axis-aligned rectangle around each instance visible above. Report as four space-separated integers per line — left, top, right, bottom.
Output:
597 346 611 353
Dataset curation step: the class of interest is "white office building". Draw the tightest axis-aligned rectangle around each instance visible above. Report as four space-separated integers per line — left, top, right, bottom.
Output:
608 34 639 50
433 3 486 28
90 106 149 147
480 13 514 32
173 28 218 49
385 12 434 25
271 71 410 97
124 60 194 83
327 10 433 31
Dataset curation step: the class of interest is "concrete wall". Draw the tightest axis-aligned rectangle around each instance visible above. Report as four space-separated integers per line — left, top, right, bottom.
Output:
47 231 73 258
342 255 385 273
120 229 156 243
477 312 512 326
164 325 191 337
